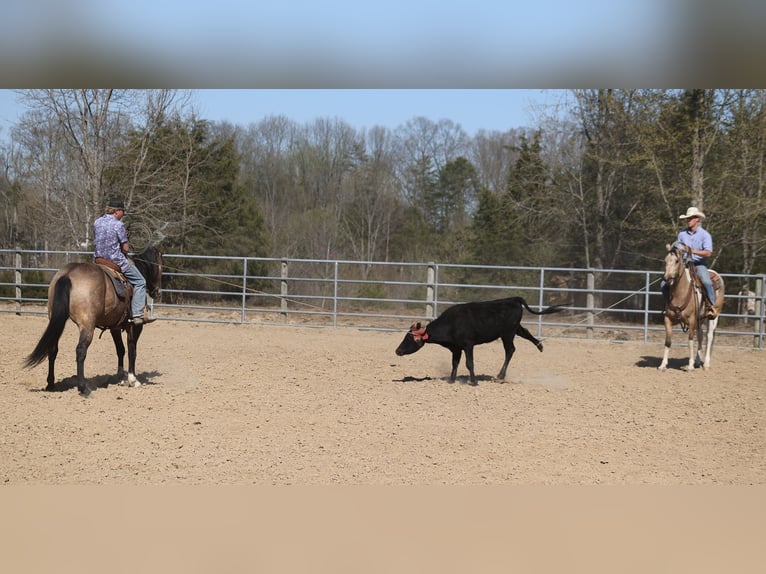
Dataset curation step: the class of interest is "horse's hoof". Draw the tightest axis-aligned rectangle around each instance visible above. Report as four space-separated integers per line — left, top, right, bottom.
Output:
127 374 140 388
79 387 92 398
657 366 667 372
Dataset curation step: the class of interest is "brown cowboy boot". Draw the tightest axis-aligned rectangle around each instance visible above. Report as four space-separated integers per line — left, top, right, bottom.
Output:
131 308 157 325
706 301 718 319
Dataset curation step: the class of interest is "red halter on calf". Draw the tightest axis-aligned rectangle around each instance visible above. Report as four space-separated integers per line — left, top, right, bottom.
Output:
408 322 429 342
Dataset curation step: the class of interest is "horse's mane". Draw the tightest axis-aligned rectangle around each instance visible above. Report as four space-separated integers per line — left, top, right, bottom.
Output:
135 244 159 261
133 245 161 280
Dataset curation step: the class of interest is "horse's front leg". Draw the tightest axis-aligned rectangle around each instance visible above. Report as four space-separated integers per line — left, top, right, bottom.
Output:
702 317 718 370
694 322 705 369
658 317 673 371
681 334 696 371
125 324 143 387
110 328 125 379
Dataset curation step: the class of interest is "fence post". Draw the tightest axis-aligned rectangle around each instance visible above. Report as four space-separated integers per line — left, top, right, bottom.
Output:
643 272 651 343
587 271 595 339
281 259 288 319
15 250 22 315
333 261 338 328
755 277 764 350
426 263 435 319
241 258 248 324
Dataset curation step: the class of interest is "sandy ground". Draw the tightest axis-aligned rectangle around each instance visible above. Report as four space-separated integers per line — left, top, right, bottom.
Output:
1 313 764 485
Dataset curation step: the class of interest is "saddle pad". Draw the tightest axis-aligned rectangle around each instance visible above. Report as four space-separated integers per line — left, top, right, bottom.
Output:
96 261 130 301
710 269 721 290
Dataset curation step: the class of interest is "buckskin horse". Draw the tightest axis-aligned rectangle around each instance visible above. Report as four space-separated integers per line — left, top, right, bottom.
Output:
23 246 163 396
658 243 725 372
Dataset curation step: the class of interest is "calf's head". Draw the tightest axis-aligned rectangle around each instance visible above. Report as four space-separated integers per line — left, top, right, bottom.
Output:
395 322 429 356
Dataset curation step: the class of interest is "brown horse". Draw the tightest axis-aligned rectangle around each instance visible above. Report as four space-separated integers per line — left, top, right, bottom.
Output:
658 243 724 372
23 246 163 396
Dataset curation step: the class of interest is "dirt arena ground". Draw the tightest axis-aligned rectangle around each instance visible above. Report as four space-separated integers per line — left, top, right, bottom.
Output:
1 313 763 485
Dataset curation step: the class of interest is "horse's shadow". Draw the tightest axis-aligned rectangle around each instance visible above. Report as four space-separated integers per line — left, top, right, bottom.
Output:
393 373 496 385
29 370 163 393
636 356 694 370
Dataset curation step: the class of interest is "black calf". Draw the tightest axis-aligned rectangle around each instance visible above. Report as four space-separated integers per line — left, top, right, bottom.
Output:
395 297 565 385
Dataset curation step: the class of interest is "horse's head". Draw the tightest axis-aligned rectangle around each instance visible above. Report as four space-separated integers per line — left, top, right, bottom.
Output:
135 245 163 300
663 243 686 285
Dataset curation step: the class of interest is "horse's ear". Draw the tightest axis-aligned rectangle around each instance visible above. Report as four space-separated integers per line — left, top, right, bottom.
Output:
666 243 672 252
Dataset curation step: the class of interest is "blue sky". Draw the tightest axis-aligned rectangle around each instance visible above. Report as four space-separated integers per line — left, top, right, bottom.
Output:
189 89 569 134
0 1 695 88
1 1 762 134
0 89 570 138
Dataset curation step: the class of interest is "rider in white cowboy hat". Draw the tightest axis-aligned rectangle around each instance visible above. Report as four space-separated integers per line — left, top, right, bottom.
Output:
674 206 718 319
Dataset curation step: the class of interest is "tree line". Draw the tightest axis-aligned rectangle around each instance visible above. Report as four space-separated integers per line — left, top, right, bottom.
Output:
1 89 764 287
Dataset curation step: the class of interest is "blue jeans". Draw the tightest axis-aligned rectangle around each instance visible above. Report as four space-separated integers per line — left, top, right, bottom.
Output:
122 262 147 317
694 263 716 306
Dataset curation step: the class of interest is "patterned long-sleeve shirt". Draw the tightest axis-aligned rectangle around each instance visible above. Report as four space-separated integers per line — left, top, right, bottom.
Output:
94 213 131 272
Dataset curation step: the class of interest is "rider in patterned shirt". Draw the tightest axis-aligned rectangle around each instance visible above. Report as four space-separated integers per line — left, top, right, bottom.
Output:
94 197 155 325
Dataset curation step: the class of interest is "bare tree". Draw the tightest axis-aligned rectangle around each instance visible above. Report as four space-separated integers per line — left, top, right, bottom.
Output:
566 89 644 272
467 128 523 195
394 117 470 206
11 109 78 247
237 115 300 250
339 125 400 267
715 90 766 275
16 89 189 248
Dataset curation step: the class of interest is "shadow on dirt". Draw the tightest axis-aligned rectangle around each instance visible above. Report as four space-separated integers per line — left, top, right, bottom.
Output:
28 370 162 393
393 374 495 385
636 355 692 370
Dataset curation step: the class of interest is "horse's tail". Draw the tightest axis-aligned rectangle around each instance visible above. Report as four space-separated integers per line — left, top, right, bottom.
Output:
23 275 71 369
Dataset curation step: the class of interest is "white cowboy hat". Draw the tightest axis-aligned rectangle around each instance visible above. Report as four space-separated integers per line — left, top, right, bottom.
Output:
679 206 705 220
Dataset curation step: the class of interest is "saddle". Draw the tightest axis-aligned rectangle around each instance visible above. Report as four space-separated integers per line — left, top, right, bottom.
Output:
687 263 721 319
688 264 721 304
95 258 132 302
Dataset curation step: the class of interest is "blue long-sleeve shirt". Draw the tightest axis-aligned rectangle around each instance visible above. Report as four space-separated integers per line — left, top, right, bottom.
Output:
676 225 713 265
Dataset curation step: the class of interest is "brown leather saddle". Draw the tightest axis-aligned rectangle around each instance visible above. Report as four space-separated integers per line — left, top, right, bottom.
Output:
95 257 132 301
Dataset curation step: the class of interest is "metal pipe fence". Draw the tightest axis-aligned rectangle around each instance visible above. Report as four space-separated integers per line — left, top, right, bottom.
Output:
2 248 764 349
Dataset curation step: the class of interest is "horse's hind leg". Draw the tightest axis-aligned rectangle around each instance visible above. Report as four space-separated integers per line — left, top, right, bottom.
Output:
45 344 58 392
75 327 95 397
